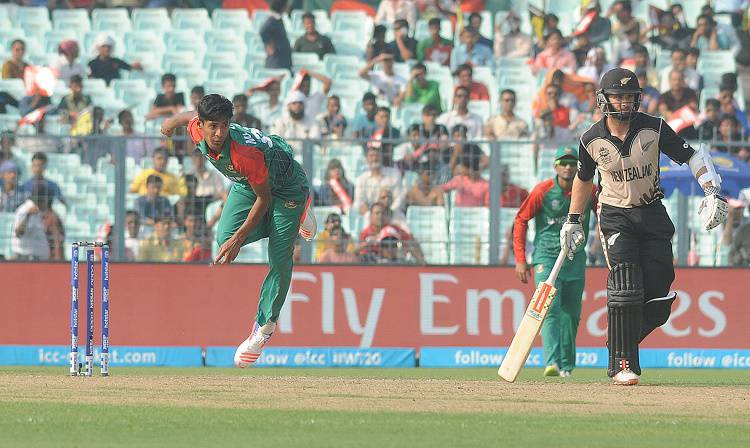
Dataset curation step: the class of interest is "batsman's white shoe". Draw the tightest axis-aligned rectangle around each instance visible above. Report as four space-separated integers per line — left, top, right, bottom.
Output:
543 363 560 377
612 368 639 386
234 321 276 368
560 370 572 378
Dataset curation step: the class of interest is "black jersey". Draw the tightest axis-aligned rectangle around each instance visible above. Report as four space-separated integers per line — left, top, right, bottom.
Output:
578 112 695 208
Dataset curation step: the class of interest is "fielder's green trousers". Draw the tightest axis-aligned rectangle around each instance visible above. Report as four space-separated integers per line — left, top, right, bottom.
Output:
217 182 306 327
534 260 585 372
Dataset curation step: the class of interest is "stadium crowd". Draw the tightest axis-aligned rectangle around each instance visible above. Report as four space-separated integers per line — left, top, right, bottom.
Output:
1 0 750 266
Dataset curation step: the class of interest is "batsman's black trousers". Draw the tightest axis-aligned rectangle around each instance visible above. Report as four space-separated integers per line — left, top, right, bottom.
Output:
596 200 675 300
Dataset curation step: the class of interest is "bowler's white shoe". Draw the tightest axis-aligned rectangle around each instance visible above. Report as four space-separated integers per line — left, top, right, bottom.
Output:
234 321 276 368
298 203 317 241
612 368 639 386
560 370 572 377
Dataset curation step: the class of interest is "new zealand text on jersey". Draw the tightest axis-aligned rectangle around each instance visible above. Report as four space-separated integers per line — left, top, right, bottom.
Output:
611 163 653 182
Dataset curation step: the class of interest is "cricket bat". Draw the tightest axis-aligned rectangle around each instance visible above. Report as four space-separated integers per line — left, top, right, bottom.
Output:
498 249 568 382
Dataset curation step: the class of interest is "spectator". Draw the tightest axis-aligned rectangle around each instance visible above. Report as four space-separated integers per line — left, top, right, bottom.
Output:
450 26 494 71
530 30 576 75
532 109 575 165
494 11 532 58
394 123 424 166
180 214 212 263
406 162 445 206
401 62 442 112
351 92 379 139
317 227 359 263
260 0 292 70
186 148 226 200
416 104 449 141
718 83 750 135
386 19 418 62
88 34 142 86
375 0 417 30
658 70 699 122
468 12 493 48
293 12 336 60
417 17 453 66
247 76 284 131
137 215 183 262
686 47 701 72
174 174 213 228
536 84 570 129
441 144 489 207
577 47 613 83
453 63 489 101
368 106 401 166
714 115 742 153
135 175 174 226
317 96 347 138
485 89 530 139
690 14 740 54
129 147 183 196
12 182 60 261
646 11 692 51
57 75 92 124
292 70 332 119
124 210 140 262
366 25 389 62
231 94 261 129
18 88 51 118
636 68 660 115
697 99 722 141
614 24 642 65
271 90 320 153
188 85 205 111
437 86 484 140
316 158 354 210
375 186 407 227
112 109 157 163
609 0 645 43
359 202 424 264
315 212 356 261
579 4 612 47
0 131 18 165
146 73 185 120
632 45 660 88
499 164 529 207
51 40 85 86
353 147 404 216
359 51 406 106
2 39 28 80
22 153 66 207
0 160 23 212
659 48 701 93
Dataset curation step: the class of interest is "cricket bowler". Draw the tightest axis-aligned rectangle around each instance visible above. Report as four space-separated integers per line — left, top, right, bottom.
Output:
560 68 728 385
513 146 597 377
161 94 317 368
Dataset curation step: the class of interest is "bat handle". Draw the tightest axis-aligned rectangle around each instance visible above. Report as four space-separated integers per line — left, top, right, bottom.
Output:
546 249 568 286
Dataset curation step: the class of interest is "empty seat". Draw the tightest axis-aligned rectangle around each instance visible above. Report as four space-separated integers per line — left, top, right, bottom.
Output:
449 206 490 265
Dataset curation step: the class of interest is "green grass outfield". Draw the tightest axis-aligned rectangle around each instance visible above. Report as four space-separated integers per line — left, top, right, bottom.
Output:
1 367 748 447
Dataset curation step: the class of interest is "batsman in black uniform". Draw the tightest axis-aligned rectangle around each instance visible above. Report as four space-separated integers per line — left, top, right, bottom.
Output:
560 68 728 385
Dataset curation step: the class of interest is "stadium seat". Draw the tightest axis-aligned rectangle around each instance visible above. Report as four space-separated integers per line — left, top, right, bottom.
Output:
0 113 21 132
203 79 239 99
92 8 131 34
15 6 48 23
132 8 171 31
0 212 15 259
468 100 491 123
212 11 252 35
407 206 449 264
449 207 489 265
52 9 90 35
0 79 27 101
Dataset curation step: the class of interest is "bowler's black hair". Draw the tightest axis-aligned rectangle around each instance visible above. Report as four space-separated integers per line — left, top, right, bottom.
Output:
197 94 233 122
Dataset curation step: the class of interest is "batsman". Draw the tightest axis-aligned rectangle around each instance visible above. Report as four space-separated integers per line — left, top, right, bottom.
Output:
561 68 728 385
513 146 597 377
162 94 317 368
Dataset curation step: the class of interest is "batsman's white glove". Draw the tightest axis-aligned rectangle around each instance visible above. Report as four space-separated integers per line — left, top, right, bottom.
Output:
699 186 728 231
560 214 585 260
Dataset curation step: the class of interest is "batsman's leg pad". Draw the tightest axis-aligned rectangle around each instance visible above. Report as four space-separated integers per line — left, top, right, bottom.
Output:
640 292 677 342
607 263 644 377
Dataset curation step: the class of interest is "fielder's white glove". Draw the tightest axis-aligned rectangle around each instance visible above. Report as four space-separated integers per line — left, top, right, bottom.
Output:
560 214 585 260
698 186 728 231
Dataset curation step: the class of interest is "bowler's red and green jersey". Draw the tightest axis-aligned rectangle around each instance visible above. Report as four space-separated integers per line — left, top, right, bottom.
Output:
188 117 309 201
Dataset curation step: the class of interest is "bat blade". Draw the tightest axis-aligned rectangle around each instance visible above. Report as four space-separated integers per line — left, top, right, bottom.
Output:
497 280 558 382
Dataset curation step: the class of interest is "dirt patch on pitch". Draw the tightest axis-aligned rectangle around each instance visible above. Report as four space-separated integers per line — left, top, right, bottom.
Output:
1 373 749 420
